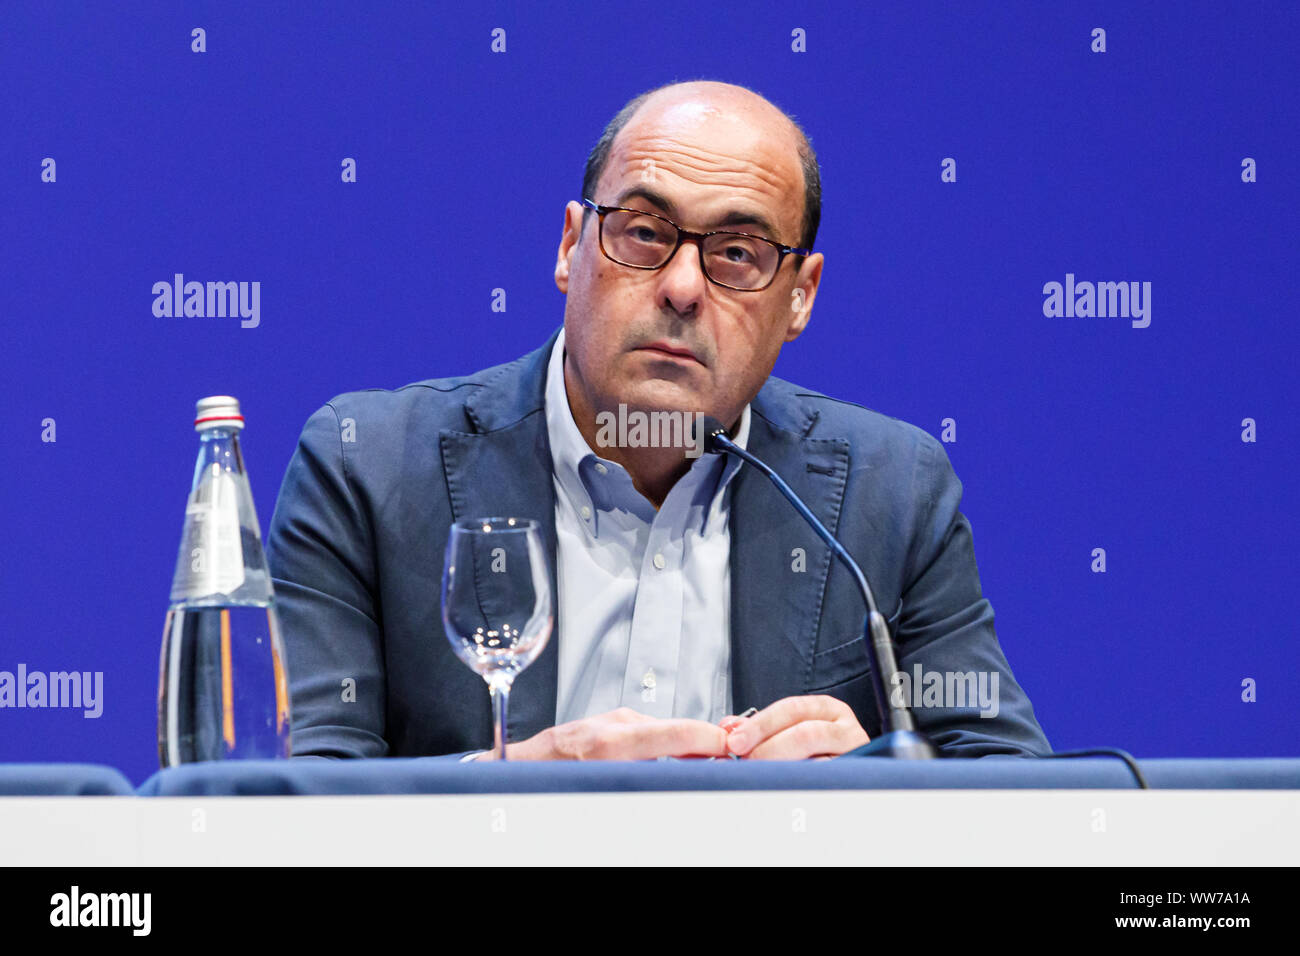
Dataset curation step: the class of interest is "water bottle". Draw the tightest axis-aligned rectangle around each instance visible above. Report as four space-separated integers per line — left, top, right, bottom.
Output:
158 396 291 765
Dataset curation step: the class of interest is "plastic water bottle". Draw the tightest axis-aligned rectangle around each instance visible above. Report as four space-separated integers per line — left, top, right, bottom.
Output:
158 396 291 766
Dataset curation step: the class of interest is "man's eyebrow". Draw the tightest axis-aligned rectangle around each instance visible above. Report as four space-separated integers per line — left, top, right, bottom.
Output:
611 185 783 240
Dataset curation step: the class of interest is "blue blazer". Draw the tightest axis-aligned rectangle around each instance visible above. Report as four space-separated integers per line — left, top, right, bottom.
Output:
266 328 1051 758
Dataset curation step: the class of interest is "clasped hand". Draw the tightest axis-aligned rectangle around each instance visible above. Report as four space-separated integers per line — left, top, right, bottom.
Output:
475 696 869 761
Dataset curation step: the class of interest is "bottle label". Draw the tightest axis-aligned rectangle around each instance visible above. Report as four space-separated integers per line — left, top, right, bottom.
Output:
170 471 246 601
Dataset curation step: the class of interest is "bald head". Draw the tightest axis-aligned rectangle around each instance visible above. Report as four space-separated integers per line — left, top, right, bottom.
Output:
582 80 821 252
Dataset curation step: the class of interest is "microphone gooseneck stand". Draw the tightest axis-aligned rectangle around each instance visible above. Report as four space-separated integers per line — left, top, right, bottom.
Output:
700 417 935 759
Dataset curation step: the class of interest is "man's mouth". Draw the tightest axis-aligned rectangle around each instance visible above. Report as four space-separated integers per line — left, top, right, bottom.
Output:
636 341 705 366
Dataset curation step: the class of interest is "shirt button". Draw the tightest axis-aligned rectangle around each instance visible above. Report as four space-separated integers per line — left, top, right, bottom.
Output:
595 463 608 475
641 668 657 703
580 505 592 520
653 553 666 570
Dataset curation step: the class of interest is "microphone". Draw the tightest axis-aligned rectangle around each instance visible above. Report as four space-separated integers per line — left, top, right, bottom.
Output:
698 416 935 759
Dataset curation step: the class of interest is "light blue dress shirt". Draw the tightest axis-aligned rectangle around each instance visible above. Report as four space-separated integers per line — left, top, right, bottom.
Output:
545 329 751 726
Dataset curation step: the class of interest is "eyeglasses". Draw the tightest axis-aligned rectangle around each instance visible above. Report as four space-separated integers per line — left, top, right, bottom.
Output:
580 198 812 292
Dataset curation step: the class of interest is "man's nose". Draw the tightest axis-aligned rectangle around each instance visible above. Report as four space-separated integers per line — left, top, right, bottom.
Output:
656 238 708 316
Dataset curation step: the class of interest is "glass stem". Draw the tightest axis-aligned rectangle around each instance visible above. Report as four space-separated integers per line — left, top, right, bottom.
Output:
489 680 511 761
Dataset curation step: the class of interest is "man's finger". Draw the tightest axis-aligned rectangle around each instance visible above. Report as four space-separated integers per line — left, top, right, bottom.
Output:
745 718 863 760
726 696 847 756
607 719 730 761
607 707 656 724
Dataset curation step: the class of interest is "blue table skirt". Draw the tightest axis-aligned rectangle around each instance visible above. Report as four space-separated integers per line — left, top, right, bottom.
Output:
134 756 1300 796
5 757 1298 797
0 763 136 796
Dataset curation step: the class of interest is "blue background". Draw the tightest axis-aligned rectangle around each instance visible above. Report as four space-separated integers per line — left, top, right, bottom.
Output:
1 1 1296 784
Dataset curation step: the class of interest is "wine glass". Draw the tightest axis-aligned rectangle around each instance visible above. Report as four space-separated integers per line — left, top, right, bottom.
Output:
441 517 553 761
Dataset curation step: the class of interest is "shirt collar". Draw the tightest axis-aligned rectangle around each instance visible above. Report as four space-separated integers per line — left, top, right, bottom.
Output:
544 328 750 537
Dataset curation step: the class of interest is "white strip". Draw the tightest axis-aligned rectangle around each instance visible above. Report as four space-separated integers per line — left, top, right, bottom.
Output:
0 791 1296 865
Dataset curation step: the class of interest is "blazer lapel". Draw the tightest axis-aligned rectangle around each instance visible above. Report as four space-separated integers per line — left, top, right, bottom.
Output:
730 391 850 711
438 331 561 745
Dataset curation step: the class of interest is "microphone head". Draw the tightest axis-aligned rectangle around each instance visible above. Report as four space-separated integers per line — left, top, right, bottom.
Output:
695 415 731 454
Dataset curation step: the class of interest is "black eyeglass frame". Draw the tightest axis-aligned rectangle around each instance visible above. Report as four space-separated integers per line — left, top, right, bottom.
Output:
579 197 813 292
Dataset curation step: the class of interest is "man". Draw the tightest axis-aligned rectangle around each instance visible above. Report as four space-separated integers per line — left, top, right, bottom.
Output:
266 80 1050 761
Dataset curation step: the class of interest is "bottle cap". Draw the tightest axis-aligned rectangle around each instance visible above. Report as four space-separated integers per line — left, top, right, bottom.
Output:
194 396 245 432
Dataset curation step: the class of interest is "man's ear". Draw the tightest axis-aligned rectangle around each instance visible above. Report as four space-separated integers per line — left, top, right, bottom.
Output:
783 252 824 342
555 201 585 294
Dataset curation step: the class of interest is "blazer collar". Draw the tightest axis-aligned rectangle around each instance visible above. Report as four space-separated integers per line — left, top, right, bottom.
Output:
462 325 816 437
459 325 820 442
461 328 560 434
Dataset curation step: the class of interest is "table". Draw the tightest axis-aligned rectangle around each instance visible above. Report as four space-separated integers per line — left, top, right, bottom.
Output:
1 758 1296 864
